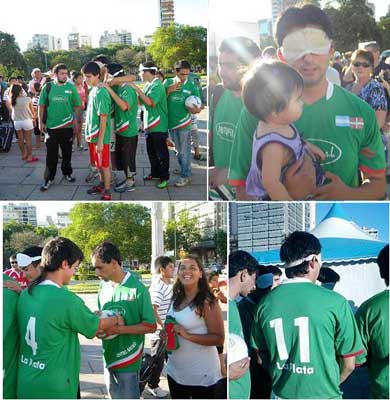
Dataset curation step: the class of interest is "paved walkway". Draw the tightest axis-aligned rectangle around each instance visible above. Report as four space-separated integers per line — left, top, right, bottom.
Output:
77 291 227 399
0 109 207 201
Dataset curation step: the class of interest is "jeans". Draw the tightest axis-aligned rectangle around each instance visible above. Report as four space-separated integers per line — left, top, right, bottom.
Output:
170 128 192 178
104 368 140 399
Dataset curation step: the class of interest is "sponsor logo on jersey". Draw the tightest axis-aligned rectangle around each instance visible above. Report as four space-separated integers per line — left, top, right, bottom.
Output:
216 122 235 142
307 138 342 165
65 90 72 94
21 354 46 370
277 361 314 375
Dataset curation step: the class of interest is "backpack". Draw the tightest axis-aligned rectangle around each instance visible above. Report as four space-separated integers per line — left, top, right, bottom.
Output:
41 82 52 124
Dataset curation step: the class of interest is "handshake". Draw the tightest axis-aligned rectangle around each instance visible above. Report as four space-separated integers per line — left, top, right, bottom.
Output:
95 310 125 340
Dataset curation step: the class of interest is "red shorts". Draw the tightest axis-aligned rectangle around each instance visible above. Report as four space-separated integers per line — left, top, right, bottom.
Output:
88 142 110 168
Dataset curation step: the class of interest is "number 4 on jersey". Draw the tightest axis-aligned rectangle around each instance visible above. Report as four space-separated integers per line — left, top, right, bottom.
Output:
25 317 38 356
270 317 310 363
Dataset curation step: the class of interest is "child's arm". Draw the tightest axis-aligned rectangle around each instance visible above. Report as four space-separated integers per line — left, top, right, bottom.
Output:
99 83 128 111
306 142 325 161
261 143 293 201
97 114 107 153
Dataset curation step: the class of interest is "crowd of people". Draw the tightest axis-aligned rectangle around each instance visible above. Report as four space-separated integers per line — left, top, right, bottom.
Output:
0 55 205 200
209 4 390 201
3 238 227 399
228 233 389 399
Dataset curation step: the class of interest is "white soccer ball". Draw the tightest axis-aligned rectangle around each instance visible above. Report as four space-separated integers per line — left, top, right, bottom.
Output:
185 95 202 109
99 309 119 340
228 333 248 364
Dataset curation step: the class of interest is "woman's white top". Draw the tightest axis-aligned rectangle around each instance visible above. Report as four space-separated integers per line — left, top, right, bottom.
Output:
12 96 33 121
166 304 222 387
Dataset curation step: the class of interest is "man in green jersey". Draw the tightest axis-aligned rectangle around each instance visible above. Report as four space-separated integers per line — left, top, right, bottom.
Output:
251 231 365 399
355 244 389 399
82 61 113 201
228 4 386 200
164 60 202 187
92 242 157 399
209 36 260 200
101 63 139 193
38 63 82 191
16 237 122 399
228 250 258 399
3 274 19 399
124 62 169 189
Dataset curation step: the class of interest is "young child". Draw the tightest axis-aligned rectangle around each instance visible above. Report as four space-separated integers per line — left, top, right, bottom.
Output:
82 61 113 201
242 61 325 200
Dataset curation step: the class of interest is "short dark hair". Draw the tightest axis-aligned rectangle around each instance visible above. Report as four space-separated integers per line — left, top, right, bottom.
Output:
258 265 282 277
229 250 258 278
242 60 304 122
219 36 261 64
377 244 389 286
280 231 321 279
351 49 374 67
275 4 334 47
8 77 17 83
93 54 111 65
155 256 173 271
142 61 158 75
208 270 220 282
33 82 41 91
92 242 122 266
71 71 82 81
175 60 191 71
10 254 17 260
82 62 101 76
107 63 125 77
53 63 68 75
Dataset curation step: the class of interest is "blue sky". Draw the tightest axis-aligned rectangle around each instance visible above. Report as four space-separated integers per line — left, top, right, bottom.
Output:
316 203 389 242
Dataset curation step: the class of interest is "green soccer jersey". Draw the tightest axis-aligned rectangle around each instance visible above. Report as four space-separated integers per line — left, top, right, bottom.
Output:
141 78 168 133
212 89 243 169
85 86 112 144
16 282 100 399
228 82 386 189
39 81 81 129
251 279 365 399
97 272 156 372
164 77 200 130
355 289 389 399
229 299 251 399
113 84 138 138
3 274 19 399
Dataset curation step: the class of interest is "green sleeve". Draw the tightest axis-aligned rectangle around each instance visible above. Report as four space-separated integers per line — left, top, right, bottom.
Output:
358 106 386 173
228 106 258 186
354 303 369 365
66 293 100 339
38 84 47 105
72 85 82 107
192 81 201 99
249 304 266 351
148 82 163 106
3 288 19 337
334 299 365 358
163 79 171 90
138 285 157 325
97 88 111 116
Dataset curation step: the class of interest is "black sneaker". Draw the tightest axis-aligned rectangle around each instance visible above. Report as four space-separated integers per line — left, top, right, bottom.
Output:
40 180 53 191
64 174 76 183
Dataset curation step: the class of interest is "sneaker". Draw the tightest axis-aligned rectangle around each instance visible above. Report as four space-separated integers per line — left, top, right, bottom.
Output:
144 174 160 181
87 184 104 195
175 177 191 187
114 180 135 193
173 168 181 175
40 180 53 191
146 385 168 398
101 191 112 201
64 174 76 183
156 180 168 189
85 166 99 183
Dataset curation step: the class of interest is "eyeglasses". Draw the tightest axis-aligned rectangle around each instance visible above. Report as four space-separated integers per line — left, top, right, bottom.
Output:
352 62 371 68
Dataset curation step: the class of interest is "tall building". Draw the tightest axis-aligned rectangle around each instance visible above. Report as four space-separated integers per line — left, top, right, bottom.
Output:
68 32 80 50
80 35 92 48
271 0 299 30
55 38 62 50
158 0 175 27
30 34 55 51
99 30 132 47
3 203 37 226
230 203 315 253
57 212 70 228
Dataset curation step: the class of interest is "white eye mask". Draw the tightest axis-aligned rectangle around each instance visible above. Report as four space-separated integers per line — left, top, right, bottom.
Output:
281 28 331 62
284 253 322 269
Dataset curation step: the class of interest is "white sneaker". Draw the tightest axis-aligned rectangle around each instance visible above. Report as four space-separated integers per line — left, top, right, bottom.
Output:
146 385 168 398
174 177 191 187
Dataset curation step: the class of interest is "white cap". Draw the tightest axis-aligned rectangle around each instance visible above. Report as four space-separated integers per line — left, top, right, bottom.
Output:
31 68 41 77
334 51 341 58
16 253 41 267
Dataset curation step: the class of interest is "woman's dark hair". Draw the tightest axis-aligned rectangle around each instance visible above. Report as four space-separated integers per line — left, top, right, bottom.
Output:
172 255 215 317
53 63 68 75
157 70 165 81
275 4 334 47
10 84 22 106
351 49 374 74
82 62 101 76
33 82 41 92
242 60 304 122
280 231 321 279
92 241 121 265
207 270 220 282
28 237 83 294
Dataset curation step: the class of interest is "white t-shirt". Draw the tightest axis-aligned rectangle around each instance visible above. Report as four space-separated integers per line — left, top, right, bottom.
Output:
149 276 172 340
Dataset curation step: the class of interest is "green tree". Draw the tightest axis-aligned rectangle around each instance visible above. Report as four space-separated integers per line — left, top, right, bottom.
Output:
3 221 34 244
0 32 26 77
164 211 202 255
378 16 390 50
214 229 227 263
23 46 48 73
61 203 151 263
148 24 207 70
5 231 46 260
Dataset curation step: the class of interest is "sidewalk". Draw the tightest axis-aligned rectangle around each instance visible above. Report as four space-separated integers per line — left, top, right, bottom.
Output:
0 109 207 201
77 292 227 399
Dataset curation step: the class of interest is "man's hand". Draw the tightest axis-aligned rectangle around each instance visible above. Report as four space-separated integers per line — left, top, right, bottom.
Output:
209 167 228 188
39 121 46 133
229 357 250 380
187 105 202 114
314 171 349 200
97 139 104 154
3 280 22 293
